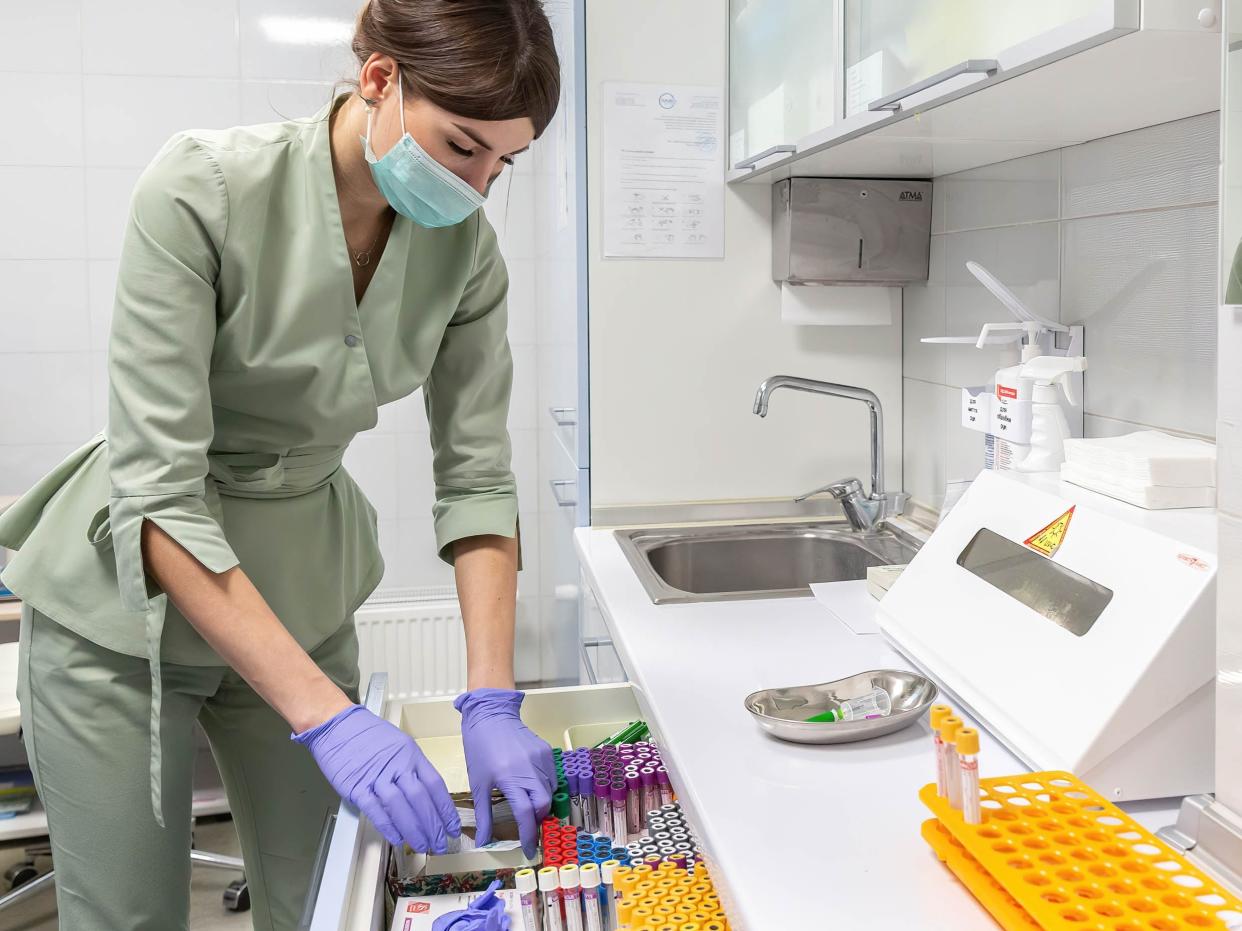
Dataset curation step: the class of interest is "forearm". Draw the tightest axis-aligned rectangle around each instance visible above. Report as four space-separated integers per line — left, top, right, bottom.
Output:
453 533 519 691
141 520 351 732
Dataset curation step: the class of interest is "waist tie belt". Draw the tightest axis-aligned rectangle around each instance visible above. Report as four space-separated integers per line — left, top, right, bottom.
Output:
135 446 346 826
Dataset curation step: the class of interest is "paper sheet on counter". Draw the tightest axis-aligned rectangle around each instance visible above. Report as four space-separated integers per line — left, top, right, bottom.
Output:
810 580 881 635
602 81 724 258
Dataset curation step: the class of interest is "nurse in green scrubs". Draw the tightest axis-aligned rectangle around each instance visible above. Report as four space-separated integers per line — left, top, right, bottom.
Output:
0 2 561 928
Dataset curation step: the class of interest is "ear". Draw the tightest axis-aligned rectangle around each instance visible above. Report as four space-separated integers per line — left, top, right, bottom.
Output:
358 53 399 104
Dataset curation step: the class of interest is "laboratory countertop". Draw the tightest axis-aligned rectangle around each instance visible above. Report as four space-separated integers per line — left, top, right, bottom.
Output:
574 526 1183 931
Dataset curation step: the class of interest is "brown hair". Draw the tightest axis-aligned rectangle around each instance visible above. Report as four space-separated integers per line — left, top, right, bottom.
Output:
353 0 561 137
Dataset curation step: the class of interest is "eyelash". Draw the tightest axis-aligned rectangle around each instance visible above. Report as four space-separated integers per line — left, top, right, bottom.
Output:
448 140 516 166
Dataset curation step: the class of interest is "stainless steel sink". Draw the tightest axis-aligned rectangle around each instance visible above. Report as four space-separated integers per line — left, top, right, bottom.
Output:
615 520 921 604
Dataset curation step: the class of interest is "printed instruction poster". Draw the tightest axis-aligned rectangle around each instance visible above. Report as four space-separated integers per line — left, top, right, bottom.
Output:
602 81 724 258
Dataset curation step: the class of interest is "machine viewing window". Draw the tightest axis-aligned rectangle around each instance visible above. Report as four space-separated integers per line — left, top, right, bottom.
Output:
956 528 1114 637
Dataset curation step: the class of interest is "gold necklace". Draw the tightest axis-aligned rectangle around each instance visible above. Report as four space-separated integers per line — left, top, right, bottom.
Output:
350 224 384 267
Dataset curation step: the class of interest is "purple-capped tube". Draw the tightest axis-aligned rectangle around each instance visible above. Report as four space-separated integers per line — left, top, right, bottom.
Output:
656 767 673 806
640 767 658 816
568 771 584 829
594 775 611 835
610 780 628 845
624 771 642 836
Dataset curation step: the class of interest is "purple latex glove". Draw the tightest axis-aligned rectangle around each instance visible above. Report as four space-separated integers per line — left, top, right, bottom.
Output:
432 880 512 931
293 704 460 853
455 688 556 857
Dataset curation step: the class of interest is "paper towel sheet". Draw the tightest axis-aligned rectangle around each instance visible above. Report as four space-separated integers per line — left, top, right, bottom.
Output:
810 580 882 634
780 283 898 326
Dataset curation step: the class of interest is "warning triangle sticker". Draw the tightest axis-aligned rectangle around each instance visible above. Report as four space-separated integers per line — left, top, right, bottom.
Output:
1024 506 1075 557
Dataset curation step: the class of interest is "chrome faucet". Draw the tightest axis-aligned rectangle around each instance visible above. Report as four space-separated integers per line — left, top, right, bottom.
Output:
752 375 909 531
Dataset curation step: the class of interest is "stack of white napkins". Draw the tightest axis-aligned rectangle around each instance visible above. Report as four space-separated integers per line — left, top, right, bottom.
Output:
1060 431 1216 509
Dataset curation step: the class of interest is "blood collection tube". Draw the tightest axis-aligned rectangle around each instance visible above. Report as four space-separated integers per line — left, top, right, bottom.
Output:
595 776 611 835
560 865 584 931
579 863 604 931
516 869 542 931
539 866 564 931
600 859 620 931
957 727 982 824
640 767 658 816
625 771 642 836
610 780 629 845
940 716 964 810
656 767 673 806
929 705 952 797
568 772 582 829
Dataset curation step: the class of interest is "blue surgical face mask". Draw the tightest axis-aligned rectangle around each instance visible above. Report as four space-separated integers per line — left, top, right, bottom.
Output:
361 71 485 228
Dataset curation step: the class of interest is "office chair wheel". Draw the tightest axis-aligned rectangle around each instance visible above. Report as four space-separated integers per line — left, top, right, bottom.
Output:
223 878 250 912
4 861 40 891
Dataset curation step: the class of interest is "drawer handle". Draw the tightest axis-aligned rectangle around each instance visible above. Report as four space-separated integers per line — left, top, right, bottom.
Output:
733 143 796 171
549 479 578 508
869 59 1000 112
549 406 578 427
582 636 614 649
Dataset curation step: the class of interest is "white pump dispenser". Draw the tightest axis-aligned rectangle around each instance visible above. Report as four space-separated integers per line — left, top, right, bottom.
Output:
1013 355 1088 473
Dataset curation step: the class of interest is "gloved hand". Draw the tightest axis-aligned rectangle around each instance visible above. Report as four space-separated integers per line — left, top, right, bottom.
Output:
432 880 511 931
455 688 556 858
293 704 461 853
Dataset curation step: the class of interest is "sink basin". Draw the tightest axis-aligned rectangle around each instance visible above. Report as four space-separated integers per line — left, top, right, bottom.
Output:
615 520 920 604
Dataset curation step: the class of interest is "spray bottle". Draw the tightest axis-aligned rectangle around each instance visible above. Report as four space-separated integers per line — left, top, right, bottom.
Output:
1013 355 1088 473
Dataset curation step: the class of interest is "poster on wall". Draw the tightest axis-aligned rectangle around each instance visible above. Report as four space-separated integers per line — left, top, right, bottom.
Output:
602 81 725 259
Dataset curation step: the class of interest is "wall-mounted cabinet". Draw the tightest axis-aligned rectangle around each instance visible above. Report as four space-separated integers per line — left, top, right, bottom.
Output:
729 0 1220 182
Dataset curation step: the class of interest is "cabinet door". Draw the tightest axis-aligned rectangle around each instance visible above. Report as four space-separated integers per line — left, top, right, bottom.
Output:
728 0 838 169
843 0 1132 115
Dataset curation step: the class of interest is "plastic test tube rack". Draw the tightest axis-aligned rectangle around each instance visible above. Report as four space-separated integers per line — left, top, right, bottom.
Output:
921 769 1242 930
611 859 730 930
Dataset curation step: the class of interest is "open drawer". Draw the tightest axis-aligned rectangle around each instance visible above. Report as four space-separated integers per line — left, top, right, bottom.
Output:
300 675 642 931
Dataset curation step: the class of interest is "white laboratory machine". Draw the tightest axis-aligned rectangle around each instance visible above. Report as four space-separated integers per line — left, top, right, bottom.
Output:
879 469 1216 801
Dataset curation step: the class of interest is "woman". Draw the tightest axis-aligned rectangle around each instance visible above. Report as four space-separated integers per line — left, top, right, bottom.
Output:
0 1 560 928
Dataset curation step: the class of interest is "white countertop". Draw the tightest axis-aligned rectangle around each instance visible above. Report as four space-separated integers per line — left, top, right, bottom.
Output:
574 526 1181 931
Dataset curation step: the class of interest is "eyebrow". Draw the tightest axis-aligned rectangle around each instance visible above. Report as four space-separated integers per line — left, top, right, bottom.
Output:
452 122 530 157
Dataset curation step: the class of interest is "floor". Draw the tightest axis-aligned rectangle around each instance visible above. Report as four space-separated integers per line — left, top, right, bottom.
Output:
4 817 253 931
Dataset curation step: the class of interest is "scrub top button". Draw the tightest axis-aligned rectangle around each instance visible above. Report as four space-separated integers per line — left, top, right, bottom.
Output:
344 334 360 348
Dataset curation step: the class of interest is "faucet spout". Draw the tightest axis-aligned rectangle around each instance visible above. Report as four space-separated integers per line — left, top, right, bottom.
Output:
751 375 886 498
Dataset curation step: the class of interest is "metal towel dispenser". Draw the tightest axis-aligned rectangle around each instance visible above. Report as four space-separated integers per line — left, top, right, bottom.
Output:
772 178 932 285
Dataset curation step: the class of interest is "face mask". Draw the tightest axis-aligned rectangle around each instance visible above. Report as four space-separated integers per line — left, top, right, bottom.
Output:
361 70 485 228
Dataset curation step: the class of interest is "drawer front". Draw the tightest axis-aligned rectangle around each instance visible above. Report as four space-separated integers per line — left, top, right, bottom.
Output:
302 679 640 930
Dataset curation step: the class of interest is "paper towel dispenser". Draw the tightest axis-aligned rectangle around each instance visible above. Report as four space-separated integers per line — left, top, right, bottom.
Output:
772 178 932 285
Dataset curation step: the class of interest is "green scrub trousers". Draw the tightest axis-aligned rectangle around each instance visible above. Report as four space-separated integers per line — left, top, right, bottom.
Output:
17 603 360 931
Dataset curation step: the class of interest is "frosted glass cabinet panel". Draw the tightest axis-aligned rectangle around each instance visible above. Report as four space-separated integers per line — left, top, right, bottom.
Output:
728 0 837 168
843 0 1113 115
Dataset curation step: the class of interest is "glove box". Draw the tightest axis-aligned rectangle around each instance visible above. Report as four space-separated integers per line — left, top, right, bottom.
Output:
301 676 643 931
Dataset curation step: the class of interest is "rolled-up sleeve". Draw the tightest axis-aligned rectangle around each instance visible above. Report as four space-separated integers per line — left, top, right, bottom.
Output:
425 214 520 564
106 134 240 612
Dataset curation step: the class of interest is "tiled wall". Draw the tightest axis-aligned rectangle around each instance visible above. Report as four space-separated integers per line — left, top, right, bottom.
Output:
903 112 1220 513
0 0 551 681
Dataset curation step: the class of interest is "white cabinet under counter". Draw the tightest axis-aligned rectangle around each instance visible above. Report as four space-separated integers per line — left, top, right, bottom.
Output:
729 0 1221 182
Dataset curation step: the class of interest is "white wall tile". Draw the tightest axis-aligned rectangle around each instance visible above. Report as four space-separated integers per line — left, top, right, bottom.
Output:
374 389 427 435
1062 205 1217 436
514 594 543 685
0 0 81 75
239 81 338 124
944 222 1061 389
83 75 241 169
394 430 435 522
398 517 457 588
88 260 119 350
516 510 541 599
82 0 239 78
510 428 540 517
902 234 947 384
937 149 1060 233
0 168 85 259
0 443 80 496
1062 113 1219 218
239 0 357 82
344 432 399 519
0 261 88 353
0 73 83 167
374 518 407 587
508 344 538 431
0 352 92 444
494 174 536 261
506 258 537 348
902 378 949 512
85 168 141 260
89 350 108 430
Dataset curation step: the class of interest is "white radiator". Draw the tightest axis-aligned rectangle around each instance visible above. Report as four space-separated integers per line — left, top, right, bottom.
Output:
354 586 467 702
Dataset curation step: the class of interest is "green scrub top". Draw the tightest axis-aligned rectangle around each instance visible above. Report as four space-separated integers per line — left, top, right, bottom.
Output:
0 102 518 818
